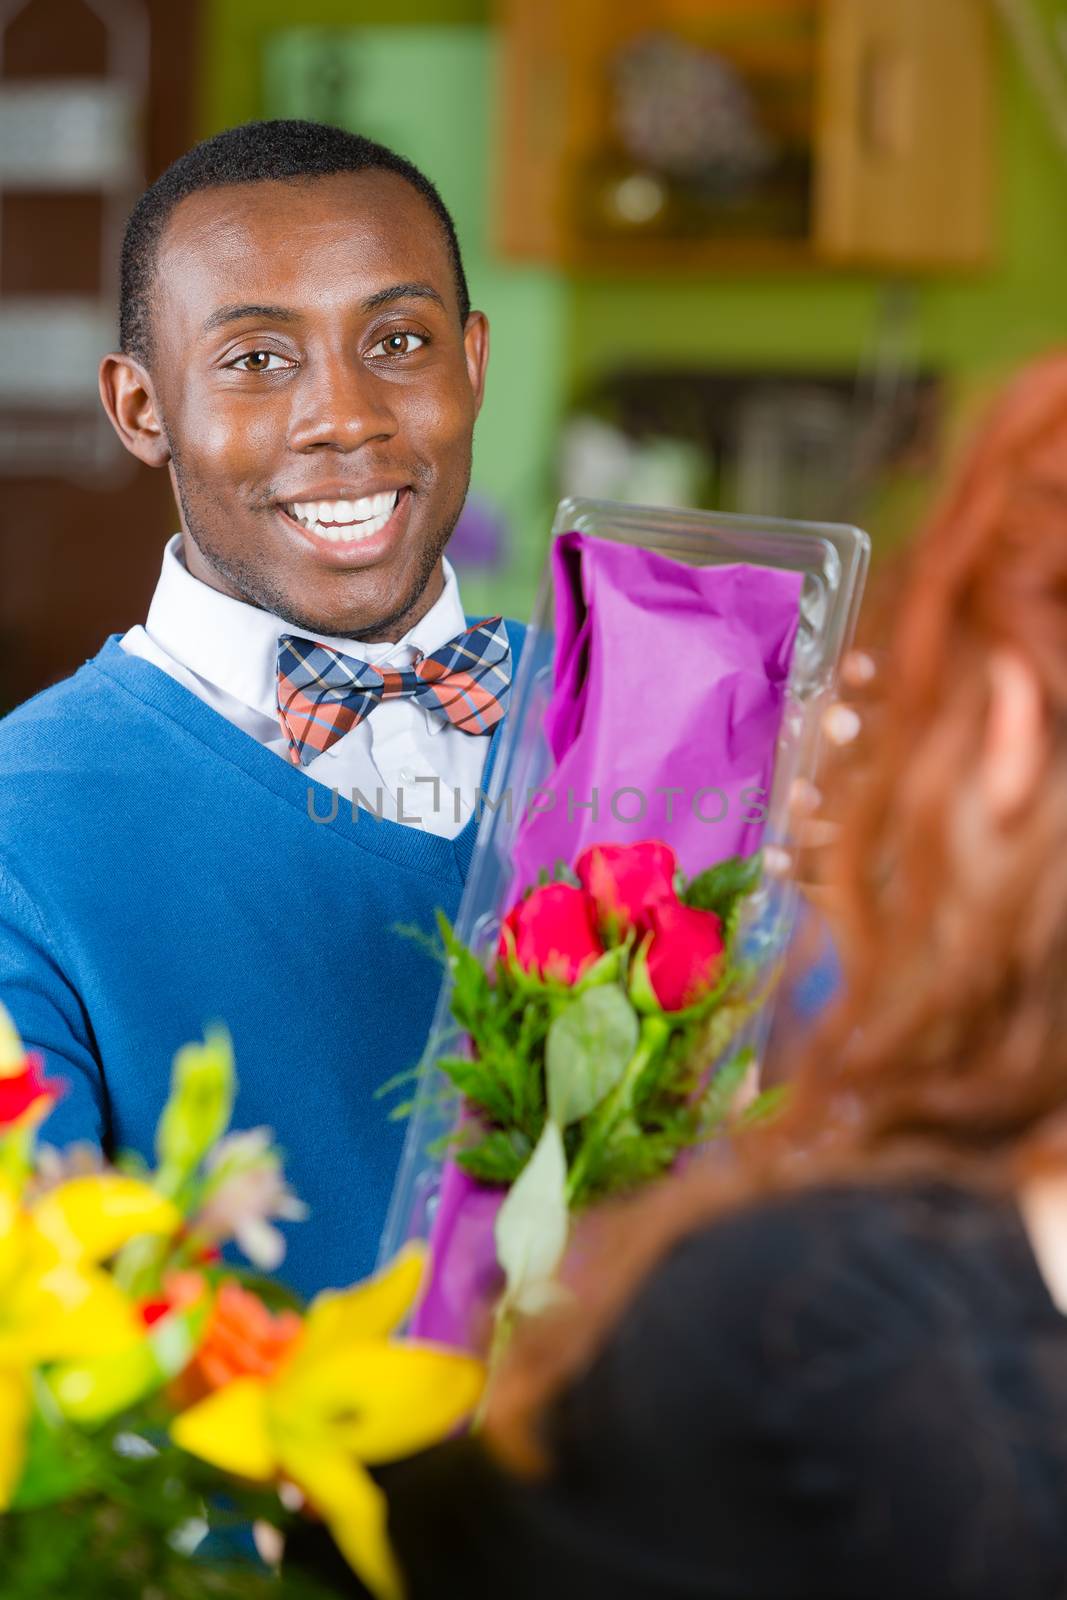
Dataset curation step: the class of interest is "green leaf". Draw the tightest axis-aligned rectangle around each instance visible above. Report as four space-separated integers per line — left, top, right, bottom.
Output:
494 1120 569 1314
626 933 660 1015
374 1063 422 1102
438 1051 516 1125
546 986 639 1126
739 1082 790 1126
154 1028 235 1189
589 1123 687 1195
682 852 762 925
456 1126 534 1184
697 1048 756 1135
571 945 625 992
391 920 446 964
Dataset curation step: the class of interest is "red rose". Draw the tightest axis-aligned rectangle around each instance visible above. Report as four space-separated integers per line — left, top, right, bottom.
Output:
0 1050 64 1128
499 883 604 984
575 840 678 939
644 898 725 1012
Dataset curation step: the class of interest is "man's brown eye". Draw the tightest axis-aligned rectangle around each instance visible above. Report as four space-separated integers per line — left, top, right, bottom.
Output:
233 351 286 371
372 332 426 357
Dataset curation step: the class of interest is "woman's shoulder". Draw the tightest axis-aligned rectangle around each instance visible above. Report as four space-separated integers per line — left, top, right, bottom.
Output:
578 1178 1056 1430
662 1174 1028 1296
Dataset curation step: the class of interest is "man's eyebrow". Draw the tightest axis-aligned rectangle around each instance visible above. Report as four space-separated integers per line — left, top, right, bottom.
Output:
361 281 446 312
201 303 301 334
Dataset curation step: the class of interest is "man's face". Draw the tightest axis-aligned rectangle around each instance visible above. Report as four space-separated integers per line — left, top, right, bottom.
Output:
143 171 487 639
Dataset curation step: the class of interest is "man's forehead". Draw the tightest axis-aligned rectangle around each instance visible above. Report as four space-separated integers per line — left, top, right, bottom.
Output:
157 170 453 321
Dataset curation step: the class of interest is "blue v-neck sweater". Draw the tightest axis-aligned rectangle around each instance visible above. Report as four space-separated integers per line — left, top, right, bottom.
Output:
0 622 524 1299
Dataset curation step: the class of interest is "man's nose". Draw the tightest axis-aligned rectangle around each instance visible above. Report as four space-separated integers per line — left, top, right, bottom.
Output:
287 354 399 452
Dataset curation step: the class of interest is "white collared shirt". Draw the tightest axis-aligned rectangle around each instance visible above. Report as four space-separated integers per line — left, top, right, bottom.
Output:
121 534 490 838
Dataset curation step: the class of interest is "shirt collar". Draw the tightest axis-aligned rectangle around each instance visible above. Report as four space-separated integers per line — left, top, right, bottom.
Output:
142 533 470 726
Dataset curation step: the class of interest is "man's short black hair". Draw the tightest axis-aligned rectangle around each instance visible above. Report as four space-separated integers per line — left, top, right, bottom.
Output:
119 118 471 363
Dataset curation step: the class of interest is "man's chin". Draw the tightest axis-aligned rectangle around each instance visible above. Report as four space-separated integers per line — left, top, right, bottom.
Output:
178 491 458 642
272 559 446 644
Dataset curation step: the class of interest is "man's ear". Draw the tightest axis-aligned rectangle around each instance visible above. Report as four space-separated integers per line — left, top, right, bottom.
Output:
99 353 171 467
462 310 490 417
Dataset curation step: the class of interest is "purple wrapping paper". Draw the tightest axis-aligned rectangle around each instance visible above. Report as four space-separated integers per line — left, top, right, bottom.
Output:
412 533 803 1351
511 533 804 888
411 1160 503 1347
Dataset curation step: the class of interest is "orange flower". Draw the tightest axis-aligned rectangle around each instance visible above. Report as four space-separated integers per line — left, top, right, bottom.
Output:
178 1282 302 1405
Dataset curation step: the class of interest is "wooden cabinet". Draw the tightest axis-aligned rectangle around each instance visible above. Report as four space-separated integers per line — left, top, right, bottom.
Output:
495 0 993 272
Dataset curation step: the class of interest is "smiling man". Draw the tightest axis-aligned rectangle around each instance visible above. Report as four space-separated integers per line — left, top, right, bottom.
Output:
0 121 523 1297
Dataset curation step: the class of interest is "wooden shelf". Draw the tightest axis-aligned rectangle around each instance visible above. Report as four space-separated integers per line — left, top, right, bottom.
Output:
494 0 993 275
559 237 819 276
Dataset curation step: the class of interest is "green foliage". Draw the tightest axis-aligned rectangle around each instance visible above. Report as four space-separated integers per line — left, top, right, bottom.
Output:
455 1126 533 1184
438 1051 517 1128
739 1082 790 1127
546 987 639 1126
434 912 553 1153
389 920 446 964
585 1119 690 1194
532 859 578 889
682 852 762 925
696 1049 756 1136
2 1410 335 1600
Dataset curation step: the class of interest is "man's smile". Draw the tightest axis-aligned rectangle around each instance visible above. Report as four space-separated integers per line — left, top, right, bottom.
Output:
275 484 414 569
281 485 405 542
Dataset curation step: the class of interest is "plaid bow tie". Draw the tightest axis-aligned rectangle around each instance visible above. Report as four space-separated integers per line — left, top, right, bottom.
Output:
276 616 512 768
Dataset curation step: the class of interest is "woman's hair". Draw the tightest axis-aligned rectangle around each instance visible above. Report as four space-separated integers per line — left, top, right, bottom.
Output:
487 351 1067 1469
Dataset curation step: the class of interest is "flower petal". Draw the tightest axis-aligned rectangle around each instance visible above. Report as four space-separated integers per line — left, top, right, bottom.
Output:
48 1340 159 1424
0 1366 31 1510
0 1003 25 1073
171 1376 276 1481
302 1244 425 1353
0 1054 64 1129
1 1263 141 1366
50 1292 208 1423
31 1175 180 1264
277 1342 483 1465
280 1442 402 1600
0 1179 20 1283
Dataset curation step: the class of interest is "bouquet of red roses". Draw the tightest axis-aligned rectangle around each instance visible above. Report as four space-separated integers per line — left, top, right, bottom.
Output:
429 837 779 1328
391 509 867 1354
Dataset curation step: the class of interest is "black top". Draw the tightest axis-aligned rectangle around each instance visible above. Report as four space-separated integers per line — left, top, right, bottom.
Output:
304 1183 1067 1598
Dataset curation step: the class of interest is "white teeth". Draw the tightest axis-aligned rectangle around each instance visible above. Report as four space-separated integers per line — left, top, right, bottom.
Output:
286 490 400 541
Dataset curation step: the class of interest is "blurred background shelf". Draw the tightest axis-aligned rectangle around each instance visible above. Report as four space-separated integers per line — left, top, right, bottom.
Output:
497 0 993 273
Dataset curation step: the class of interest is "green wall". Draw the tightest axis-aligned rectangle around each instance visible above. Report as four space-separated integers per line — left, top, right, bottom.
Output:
200 0 491 131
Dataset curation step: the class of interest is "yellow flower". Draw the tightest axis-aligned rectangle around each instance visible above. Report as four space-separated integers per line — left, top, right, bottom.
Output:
0 1172 180 1506
172 1245 483 1600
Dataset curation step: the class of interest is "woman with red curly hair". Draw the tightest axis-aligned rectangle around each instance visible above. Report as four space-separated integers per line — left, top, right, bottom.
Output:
314 355 1067 1597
